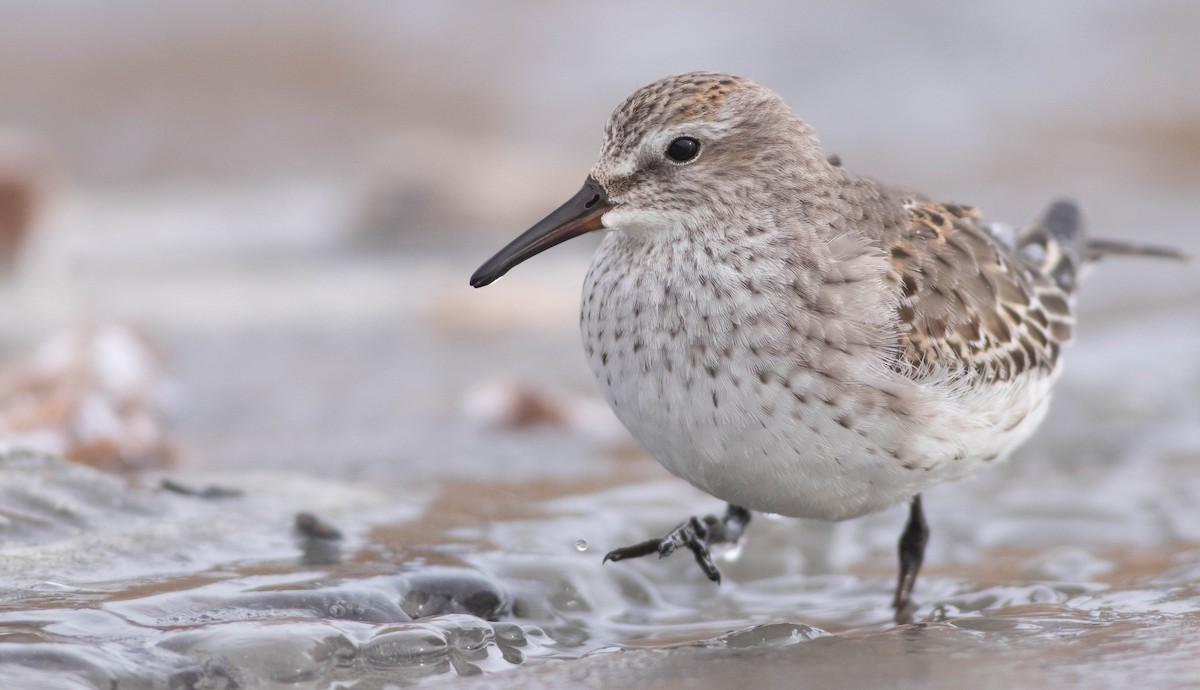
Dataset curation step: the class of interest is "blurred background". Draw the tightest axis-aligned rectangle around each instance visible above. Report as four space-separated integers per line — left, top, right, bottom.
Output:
0 2 1197 687
0 0 1194 476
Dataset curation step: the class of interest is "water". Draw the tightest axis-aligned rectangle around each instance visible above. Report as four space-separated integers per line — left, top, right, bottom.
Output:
1 1 1199 687
0 311 1198 688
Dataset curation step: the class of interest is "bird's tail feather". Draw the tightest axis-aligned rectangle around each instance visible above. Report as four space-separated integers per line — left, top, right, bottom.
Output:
1016 199 1087 293
1017 199 1188 294
1084 238 1190 262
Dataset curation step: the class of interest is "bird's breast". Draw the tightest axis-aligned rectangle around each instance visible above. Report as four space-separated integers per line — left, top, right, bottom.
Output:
580 231 939 519
578 230 1058 520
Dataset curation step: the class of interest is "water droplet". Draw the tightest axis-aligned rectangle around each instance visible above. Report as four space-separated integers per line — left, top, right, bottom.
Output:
574 539 588 552
722 540 744 563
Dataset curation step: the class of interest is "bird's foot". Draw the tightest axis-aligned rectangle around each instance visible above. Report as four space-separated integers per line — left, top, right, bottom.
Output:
891 495 929 624
603 505 750 584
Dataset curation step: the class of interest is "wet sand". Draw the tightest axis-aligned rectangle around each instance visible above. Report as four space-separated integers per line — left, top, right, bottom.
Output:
1 1 1199 687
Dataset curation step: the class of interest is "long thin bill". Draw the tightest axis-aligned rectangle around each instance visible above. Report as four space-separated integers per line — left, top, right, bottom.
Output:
470 176 612 288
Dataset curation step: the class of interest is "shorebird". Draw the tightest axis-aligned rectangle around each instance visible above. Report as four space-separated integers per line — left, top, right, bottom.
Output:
469 72 1186 622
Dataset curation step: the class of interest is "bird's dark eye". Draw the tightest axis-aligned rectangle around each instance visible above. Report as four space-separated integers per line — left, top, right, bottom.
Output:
666 136 701 163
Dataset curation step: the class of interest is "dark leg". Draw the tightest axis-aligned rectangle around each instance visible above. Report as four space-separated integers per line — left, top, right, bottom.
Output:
603 504 751 584
892 494 929 623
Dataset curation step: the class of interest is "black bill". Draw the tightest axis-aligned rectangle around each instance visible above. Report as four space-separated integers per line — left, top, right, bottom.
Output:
470 176 612 288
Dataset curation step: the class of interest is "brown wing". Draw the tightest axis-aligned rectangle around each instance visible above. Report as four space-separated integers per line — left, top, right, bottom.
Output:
884 199 1074 382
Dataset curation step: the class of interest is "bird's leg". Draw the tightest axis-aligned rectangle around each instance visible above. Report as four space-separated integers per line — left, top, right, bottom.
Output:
892 494 929 623
603 504 751 584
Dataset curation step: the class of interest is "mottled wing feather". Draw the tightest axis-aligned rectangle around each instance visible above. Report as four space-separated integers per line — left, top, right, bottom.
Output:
885 199 1074 382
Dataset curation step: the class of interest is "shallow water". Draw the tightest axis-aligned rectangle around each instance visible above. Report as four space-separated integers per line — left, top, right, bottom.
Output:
1 287 1198 687
1 1 1199 687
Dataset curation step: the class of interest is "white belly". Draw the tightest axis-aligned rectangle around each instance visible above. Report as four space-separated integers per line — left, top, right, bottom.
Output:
580 232 1055 521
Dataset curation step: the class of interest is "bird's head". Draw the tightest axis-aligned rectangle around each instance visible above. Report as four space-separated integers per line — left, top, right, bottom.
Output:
470 72 829 288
